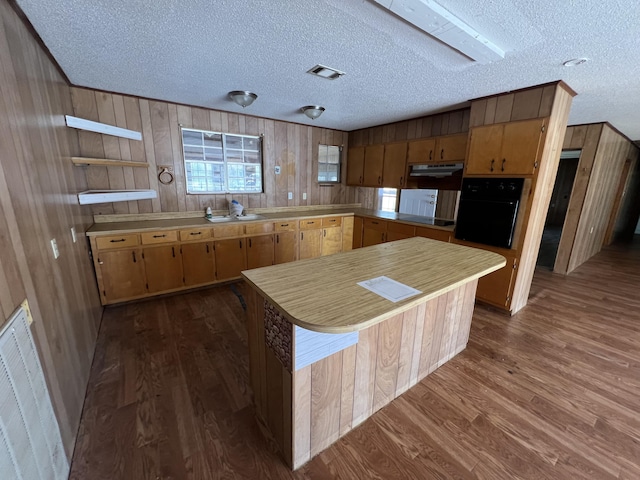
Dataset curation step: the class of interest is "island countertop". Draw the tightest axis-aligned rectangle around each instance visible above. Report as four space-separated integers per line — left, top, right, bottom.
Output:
241 236 505 334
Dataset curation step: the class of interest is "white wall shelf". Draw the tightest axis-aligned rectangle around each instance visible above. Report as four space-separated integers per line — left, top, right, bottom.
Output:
65 115 142 141
71 157 149 168
78 189 157 205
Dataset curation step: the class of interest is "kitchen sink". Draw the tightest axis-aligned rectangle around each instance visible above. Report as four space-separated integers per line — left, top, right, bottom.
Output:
235 214 265 220
206 216 234 223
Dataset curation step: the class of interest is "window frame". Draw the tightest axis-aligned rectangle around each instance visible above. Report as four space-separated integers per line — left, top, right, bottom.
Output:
181 127 264 194
317 144 342 184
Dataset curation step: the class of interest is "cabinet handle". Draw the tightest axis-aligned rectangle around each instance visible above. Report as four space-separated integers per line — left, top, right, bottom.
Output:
301 232 304 240
324 229 327 237
490 159 495 172
153 234 166 238
440 149 444 160
328 219 336 223
501 158 506 172
280 223 289 227
206 244 209 253
110 238 126 243
249 238 252 248
378 175 382 185
382 233 385 242
172 246 176 258
429 150 433 161
190 231 201 236
276 234 279 244
132 251 137 263
359 175 363 184
372 221 379 225
239 240 242 248
399 176 403 186
98 258 103 265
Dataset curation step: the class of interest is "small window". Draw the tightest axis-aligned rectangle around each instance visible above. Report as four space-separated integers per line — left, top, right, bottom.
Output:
181 128 263 194
317 144 342 184
378 188 398 212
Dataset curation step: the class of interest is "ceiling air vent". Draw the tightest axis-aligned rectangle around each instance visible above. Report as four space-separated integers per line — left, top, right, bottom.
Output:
307 64 345 80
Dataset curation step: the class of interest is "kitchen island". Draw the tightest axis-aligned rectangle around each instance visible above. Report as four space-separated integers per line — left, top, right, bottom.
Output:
242 237 505 469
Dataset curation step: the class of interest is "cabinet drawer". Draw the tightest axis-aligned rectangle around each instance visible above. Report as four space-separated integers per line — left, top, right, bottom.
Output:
179 228 212 241
363 218 387 232
321 216 342 228
275 221 296 232
213 224 244 238
245 222 274 235
95 234 139 250
387 222 415 236
140 230 178 245
299 219 321 230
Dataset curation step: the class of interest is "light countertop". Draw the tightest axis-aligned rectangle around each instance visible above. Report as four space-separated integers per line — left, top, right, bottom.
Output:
242 237 504 333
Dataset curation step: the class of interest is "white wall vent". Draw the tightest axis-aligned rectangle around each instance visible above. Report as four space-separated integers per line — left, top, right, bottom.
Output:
0 302 69 480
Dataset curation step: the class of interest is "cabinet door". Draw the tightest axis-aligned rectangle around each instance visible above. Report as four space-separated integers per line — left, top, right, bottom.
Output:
346 146 365 186
352 216 363 249
436 134 468 163
499 119 545 175
143 245 184 293
415 226 451 243
342 216 354 252
465 124 504 175
382 142 408 188
247 235 274 269
407 138 436 164
215 238 247 280
274 231 297 264
476 256 517 307
362 228 386 247
387 222 415 242
299 229 322 260
363 144 385 187
97 249 146 303
321 227 342 256
182 241 215 286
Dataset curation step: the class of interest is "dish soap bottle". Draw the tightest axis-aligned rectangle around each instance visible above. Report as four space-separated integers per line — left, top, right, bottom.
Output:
205 206 213 219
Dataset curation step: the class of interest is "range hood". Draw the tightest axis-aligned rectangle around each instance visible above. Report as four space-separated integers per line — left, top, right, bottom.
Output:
409 163 464 178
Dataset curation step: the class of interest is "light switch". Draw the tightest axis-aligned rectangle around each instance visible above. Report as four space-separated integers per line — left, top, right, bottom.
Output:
288 192 293 200
275 166 281 174
50 239 59 259
302 192 307 200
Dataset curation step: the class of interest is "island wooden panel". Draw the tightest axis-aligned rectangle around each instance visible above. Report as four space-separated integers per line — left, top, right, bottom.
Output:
71 88 354 215
246 280 478 469
554 123 640 274
0 0 102 458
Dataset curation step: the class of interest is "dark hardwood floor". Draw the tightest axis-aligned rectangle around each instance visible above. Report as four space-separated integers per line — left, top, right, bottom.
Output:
69 237 640 479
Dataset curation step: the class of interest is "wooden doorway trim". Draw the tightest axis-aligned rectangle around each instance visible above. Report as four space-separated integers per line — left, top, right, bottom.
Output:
603 158 632 245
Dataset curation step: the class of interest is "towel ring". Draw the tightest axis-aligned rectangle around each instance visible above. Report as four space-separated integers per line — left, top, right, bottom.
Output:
158 167 174 185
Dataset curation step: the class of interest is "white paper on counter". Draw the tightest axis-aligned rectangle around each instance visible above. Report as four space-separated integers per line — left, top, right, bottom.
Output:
357 276 422 303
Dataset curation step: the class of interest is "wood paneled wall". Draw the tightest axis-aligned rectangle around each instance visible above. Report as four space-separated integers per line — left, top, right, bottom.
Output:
348 108 471 211
555 123 639 274
70 88 368 215
0 0 102 457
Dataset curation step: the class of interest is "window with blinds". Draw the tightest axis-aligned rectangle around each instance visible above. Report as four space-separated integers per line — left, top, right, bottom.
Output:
317 144 342 184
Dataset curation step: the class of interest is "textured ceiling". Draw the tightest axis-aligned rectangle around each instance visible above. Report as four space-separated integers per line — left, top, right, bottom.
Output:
15 0 640 139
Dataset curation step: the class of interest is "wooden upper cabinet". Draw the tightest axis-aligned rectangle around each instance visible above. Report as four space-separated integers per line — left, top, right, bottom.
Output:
407 134 467 165
363 144 385 187
182 241 215 286
436 134 468 163
466 119 546 176
346 146 365 186
382 142 408 188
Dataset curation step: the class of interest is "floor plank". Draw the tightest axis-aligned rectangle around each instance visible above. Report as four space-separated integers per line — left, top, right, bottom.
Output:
69 237 640 479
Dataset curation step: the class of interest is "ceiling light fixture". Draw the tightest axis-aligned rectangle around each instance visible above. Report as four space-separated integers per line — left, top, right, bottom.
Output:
307 64 346 80
228 90 257 108
563 58 589 67
301 105 325 120
372 0 505 64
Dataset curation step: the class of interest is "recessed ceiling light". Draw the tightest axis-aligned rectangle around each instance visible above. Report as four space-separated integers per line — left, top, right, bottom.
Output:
563 58 589 67
307 64 345 80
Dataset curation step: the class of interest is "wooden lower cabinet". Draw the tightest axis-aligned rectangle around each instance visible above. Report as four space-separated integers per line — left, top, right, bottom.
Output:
299 229 322 260
143 245 184 293
476 254 517 307
362 218 387 247
96 248 146 303
275 231 297 264
415 226 451 243
181 241 215 286
321 227 342 256
387 222 415 242
215 238 247 280
246 235 274 269
352 216 363 249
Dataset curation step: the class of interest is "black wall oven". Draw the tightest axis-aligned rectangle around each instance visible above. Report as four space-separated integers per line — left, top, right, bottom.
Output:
454 178 524 249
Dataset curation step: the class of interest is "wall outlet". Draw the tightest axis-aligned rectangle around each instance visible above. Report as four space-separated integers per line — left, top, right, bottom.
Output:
71 227 77 243
275 166 281 175
288 192 293 200
302 192 307 200
50 239 59 259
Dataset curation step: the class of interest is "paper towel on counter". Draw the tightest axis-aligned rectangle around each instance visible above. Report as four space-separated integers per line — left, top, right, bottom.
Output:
229 199 244 216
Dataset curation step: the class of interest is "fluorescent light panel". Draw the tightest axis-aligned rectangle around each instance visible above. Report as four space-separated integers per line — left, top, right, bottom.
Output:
65 115 142 141
372 0 505 64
